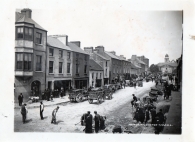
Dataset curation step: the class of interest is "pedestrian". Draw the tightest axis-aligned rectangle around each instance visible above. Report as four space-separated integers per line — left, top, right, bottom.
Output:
94 111 100 133
81 112 88 126
18 93 23 106
40 102 44 120
85 111 93 133
133 81 136 89
131 94 138 108
100 116 106 130
123 81 126 89
144 108 150 124
20 103 28 124
150 107 156 124
155 79 158 87
51 106 59 124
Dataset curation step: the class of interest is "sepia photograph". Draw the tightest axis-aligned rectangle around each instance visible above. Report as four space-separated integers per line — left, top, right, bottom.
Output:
14 9 182 134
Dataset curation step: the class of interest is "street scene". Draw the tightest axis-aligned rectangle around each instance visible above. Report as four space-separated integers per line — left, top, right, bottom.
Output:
14 8 182 134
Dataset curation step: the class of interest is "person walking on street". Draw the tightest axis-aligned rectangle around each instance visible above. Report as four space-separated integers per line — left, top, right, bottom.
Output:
94 111 100 133
150 107 156 124
85 111 93 133
20 103 28 124
40 102 44 120
51 106 59 124
131 94 138 108
18 93 23 106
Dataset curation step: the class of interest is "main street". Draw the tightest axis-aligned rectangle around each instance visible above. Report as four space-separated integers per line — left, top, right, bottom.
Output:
14 81 155 133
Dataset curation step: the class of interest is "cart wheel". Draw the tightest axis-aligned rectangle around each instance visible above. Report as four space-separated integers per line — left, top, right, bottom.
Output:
88 99 93 104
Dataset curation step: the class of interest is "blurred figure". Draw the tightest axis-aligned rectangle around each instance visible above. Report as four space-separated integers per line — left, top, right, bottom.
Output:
40 102 44 120
85 111 93 133
94 111 100 133
20 103 28 124
18 93 23 106
51 106 59 124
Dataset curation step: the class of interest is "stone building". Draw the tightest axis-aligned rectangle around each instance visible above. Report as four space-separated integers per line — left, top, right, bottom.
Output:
157 54 177 74
68 41 90 89
117 55 131 80
89 59 104 88
15 9 47 102
46 35 72 92
84 47 110 85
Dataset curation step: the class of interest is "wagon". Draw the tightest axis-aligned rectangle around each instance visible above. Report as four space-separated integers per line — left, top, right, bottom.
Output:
88 88 104 104
29 96 39 103
68 89 88 102
138 80 143 87
149 87 163 96
103 85 114 100
111 83 121 90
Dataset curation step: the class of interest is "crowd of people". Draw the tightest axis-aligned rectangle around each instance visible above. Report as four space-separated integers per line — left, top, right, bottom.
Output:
81 111 106 133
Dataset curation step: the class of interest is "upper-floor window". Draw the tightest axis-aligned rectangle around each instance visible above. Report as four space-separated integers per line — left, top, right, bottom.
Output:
84 65 87 74
59 62 63 73
106 61 107 67
24 27 33 40
36 32 42 44
36 55 42 71
67 63 71 73
76 53 79 60
16 27 24 39
76 64 79 74
92 72 94 79
67 52 71 59
84 55 87 61
100 73 102 79
59 50 63 58
49 61 54 73
96 73 98 79
49 48 54 56
16 53 32 71
105 69 107 76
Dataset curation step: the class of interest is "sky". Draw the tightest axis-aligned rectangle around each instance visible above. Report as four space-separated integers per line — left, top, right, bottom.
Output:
17 6 182 66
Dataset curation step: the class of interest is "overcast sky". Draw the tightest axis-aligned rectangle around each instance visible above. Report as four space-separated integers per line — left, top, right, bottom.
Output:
18 6 182 66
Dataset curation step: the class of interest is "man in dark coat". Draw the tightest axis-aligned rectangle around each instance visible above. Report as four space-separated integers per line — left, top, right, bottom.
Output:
150 107 156 124
20 103 28 124
40 102 44 120
85 111 93 133
100 116 106 130
131 94 138 108
94 111 100 133
81 112 88 126
18 93 23 106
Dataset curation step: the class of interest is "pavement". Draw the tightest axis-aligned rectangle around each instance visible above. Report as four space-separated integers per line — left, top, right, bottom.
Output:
162 89 182 134
14 95 70 109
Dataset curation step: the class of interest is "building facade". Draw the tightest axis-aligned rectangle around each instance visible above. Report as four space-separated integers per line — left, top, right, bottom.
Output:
89 59 104 87
84 47 110 85
46 35 72 92
157 54 177 74
15 9 47 102
118 55 131 80
68 42 90 89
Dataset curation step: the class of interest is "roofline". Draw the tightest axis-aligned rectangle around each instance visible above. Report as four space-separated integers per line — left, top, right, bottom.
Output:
47 44 72 51
93 52 109 61
15 22 47 32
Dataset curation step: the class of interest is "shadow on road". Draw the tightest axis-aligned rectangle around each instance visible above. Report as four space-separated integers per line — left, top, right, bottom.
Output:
25 119 32 123
56 120 64 124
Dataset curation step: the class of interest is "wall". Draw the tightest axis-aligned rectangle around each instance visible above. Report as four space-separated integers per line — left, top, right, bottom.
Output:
89 70 104 87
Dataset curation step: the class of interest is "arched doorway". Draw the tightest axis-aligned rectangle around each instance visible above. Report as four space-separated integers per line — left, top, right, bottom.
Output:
31 80 41 97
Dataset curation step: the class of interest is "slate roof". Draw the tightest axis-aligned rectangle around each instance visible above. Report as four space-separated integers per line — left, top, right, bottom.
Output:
157 62 177 67
131 63 140 69
68 42 89 55
89 59 103 71
94 52 109 60
47 36 71 51
117 56 131 62
16 13 46 31
105 51 120 60
136 58 146 65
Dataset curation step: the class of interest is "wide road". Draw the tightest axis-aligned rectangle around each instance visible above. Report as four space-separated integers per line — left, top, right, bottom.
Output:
14 81 155 133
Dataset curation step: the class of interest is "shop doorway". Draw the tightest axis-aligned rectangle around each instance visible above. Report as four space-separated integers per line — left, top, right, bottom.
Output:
31 80 41 97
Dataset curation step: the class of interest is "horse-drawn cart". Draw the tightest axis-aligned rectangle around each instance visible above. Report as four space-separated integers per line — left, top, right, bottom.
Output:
68 89 88 102
88 88 104 104
103 85 114 100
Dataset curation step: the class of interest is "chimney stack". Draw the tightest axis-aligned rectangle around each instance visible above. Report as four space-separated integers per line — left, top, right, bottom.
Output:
21 8 32 18
110 51 116 55
95 46 104 53
84 47 93 53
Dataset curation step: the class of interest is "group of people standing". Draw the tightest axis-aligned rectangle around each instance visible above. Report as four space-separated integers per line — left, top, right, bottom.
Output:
42 88 66 101
81 111 106 133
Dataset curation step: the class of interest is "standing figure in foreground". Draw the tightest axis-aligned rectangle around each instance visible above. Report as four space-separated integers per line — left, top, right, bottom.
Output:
51 106 59 124
18 93 23 106
94 111 100 133
85 111 93 133
40 102 44 120
20 103 28 124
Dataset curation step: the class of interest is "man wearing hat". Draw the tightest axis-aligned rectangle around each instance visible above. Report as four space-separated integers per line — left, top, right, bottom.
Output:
94 111 100 133
51 106 59 124
85 111 93 133
20 103 28 124
40 102 44 120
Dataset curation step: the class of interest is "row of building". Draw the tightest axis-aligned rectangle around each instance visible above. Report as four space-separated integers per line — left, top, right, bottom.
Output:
14 9 149 101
